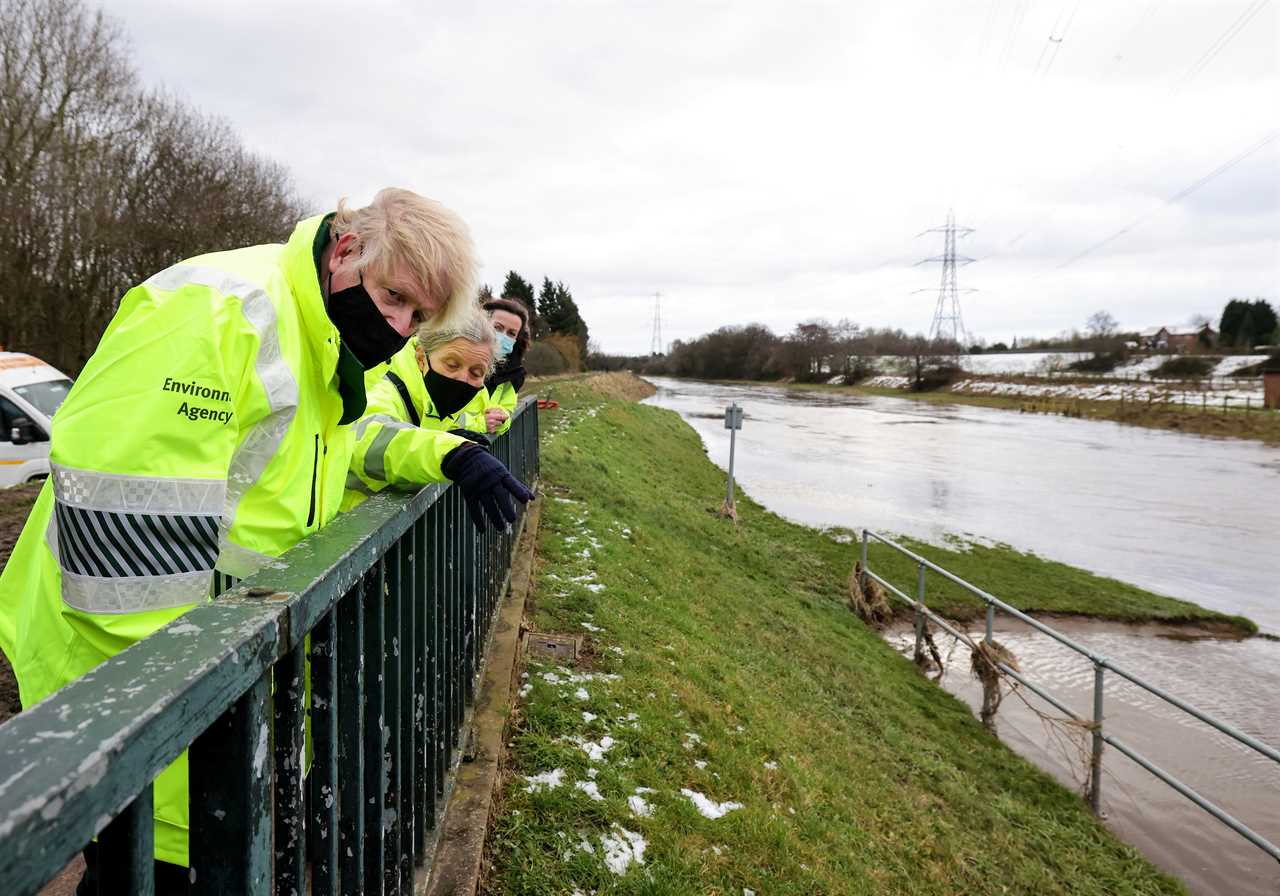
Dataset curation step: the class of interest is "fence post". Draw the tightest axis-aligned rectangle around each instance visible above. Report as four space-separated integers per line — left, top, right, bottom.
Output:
860 530 869 590
1090 662 1105 814
913 562 926 665
985 603 994 646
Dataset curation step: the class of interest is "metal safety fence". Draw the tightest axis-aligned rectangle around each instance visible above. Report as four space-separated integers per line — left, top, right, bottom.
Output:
0 398 540 895
860 529 1280 864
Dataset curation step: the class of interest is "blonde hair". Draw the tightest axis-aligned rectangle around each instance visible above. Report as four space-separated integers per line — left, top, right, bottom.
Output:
414 300 499 376
330 188 478 326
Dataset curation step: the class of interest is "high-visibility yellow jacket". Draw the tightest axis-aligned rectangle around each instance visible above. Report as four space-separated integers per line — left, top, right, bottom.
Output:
342 342 473 511
481 365 524 436
0 214 370 866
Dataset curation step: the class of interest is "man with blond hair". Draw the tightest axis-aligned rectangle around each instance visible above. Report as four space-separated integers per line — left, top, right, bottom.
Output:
0 187 531 892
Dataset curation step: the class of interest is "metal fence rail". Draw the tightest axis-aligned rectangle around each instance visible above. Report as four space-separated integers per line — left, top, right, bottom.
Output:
859 528 1280 864
0 398 540 895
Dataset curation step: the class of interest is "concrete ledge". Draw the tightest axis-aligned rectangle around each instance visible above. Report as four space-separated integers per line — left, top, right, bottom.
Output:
420 496 542 896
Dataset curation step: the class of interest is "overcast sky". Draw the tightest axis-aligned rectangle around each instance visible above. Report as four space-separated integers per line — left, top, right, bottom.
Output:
109 0 1277 353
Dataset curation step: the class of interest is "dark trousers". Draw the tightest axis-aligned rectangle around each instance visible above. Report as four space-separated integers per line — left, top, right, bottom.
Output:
76 842 190 896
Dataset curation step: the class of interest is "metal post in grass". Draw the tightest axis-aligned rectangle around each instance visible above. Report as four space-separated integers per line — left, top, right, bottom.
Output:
1090 662 1106 814
913 562 926 665
985 603 994 645
721 402 744 518
860 529 869 591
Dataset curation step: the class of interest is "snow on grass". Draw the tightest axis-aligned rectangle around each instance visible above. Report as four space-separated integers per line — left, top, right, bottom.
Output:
582 711 597 723
574 687 590 701
574 780 604 801
580 621 603 632
763 760 778 770
523 769 565 793
682 732 702 750
573 735 616 761
627 791 654 817
599 825 647 875
681 788 744 819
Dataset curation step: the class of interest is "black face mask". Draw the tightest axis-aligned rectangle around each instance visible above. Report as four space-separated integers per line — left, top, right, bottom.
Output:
326 272 410 369
425 362 483 419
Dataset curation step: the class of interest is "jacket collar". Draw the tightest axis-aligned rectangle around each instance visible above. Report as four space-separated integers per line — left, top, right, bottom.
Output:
485 364 525 393
283 213 367 423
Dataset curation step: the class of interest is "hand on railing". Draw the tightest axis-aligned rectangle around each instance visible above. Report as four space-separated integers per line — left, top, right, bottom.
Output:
441 444 535 532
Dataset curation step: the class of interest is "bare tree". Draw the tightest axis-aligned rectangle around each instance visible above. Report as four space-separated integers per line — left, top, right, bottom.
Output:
0 0 304 373
1086 310 1118 339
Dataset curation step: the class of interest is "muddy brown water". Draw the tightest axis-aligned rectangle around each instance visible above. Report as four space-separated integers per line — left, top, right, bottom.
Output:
885 619 1280 896
645 377 1280 894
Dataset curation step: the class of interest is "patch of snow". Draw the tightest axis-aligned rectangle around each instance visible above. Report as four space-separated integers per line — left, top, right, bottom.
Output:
523 768 565 793
628 794 654 817
694 760 707 770
574 687 590 701
581 621 603 632
582 711 597 723
683 732 702 750
600 825 647 875
586 584 606 593
574 735 615 761
763 761 778 770
575 780 604 801
681 788 744 819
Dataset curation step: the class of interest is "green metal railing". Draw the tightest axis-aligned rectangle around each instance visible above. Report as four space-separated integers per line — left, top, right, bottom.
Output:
0 398 540 895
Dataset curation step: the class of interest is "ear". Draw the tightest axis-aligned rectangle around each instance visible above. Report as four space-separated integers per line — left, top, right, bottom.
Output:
330 231 361 275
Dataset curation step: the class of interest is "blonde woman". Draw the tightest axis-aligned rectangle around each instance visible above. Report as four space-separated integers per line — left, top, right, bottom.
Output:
345 303 533 528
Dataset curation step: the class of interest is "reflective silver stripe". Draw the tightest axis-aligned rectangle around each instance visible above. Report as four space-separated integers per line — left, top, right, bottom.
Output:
150 265 302 579
354 413 414 440
61 568 210 615
51 464 225 515
364 426 402 482
345 471 378 497
215 538 276 581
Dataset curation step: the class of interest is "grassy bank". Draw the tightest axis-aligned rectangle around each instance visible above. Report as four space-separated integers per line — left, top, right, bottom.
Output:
797 380 1280 446
484 376 1190 895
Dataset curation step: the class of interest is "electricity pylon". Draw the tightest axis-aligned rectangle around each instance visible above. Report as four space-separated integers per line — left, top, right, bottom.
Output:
915 210 977 347
650 291 663 355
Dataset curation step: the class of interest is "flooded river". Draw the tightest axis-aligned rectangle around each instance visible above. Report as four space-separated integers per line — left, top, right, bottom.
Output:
644 377 1280 895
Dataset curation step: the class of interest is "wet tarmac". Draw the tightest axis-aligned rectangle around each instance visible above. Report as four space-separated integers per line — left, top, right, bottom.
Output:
644 377 1280 894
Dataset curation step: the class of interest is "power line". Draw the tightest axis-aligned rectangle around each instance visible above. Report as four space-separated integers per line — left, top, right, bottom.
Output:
1176 0 1271 89
1035 0 1083 80
1048 130 1279 273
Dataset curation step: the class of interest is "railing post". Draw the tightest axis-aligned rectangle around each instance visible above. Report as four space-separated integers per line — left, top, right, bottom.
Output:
914 561 926 665
859 530 869 589
985 603 994 645
97 784 155 896
190 671 272 895
1090 662 1105 814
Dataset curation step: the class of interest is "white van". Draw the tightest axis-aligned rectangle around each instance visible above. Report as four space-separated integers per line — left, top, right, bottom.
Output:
0 353 73 488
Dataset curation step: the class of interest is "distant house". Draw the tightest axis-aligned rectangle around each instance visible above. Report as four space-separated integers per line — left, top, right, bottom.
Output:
1139 324 1215 353
1139 326 1169 350
1165 325 1216 353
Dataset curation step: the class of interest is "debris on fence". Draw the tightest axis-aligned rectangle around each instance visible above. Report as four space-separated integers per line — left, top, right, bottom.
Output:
970 639 1020 733
847 562 893 628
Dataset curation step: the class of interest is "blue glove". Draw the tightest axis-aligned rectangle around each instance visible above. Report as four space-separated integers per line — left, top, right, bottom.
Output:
440 444 534 532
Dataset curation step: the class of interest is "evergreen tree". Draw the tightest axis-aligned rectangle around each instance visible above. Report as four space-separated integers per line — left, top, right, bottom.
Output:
502 271 537 319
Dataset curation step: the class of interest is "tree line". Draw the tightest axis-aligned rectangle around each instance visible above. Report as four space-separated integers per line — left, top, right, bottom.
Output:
0 0 304 374
590 320 954 382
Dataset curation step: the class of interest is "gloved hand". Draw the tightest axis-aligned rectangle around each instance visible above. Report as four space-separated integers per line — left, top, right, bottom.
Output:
440 443 534 532
448 428 493 451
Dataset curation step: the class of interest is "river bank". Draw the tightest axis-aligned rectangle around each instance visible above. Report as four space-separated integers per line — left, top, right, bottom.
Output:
484 374 1187 894
796 378 1280 445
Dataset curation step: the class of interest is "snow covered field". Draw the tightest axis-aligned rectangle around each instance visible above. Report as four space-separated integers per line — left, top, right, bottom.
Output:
871 352 1267 380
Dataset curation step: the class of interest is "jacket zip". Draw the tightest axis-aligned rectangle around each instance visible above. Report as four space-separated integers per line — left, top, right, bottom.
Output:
306 434 319 528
